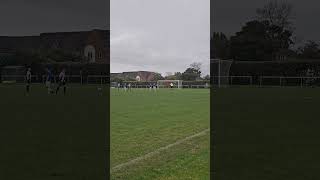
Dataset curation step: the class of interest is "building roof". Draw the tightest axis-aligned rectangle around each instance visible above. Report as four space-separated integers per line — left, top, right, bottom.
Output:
0 29 109 52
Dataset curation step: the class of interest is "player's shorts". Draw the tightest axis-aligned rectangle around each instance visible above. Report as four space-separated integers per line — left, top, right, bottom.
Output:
26 79 31 85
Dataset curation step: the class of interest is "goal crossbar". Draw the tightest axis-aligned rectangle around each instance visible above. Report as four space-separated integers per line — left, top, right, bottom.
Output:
157 80 183 88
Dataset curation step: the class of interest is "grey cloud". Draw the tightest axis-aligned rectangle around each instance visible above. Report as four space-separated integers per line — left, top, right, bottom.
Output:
0 0 108 36
213 0 320 42
111 0 210 76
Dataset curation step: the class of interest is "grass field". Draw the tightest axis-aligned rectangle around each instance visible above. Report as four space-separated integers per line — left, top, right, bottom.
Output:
0 84 108 180
212 87 320 179
110 88 210 179
5 84 320 179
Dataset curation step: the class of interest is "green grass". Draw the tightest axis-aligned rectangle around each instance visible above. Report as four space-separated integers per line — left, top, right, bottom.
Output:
0 84 108 180
0 85 210 179
111 88 210 179
212 87 320 179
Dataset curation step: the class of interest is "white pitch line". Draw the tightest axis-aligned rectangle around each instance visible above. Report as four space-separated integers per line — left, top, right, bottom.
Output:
111 128 210 173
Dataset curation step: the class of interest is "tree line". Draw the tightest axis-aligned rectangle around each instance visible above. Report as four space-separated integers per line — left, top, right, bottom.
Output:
112 62 210 82
163 62 210 81
211 0 320 61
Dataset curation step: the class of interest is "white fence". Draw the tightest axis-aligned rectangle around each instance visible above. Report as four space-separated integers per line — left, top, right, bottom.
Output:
1 75 39 83
212 76 320 87
1 75 110 85
111 85 211 89
86 75 109 84
110 83 210 89
212 76 253 87
7 75 320 88
259 76 320 87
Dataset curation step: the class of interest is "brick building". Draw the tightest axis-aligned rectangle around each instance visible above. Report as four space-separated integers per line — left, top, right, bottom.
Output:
111 71 157 82
0 29 109 64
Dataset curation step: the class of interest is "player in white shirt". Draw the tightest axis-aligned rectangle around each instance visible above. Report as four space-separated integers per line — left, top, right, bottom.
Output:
124 83 127 91
55 68 66 95
170 82 174 88
117 82 121 91
128 83 132 91
153 83 157 91
26 68 32 95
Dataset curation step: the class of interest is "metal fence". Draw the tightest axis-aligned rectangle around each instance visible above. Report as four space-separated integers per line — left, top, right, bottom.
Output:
212 75 320 87
212 76 253 87
110 81 211 89
6 75 320 88
1 75 39 83
1 75 110 85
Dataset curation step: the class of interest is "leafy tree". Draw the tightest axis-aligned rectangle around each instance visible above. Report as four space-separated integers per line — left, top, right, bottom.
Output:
211 32 230 59
230 20 293 61
297 40 320 59
228 1 295 61
111 77 123 83
174 72 182 80
165 75 175 80
204 74 210 80
230 20 272 60
182 63 202 81
153 73 164 81
164 72 182 80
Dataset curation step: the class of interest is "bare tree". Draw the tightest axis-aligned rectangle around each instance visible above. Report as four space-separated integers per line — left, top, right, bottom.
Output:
256 0 294 30
190 62 202 71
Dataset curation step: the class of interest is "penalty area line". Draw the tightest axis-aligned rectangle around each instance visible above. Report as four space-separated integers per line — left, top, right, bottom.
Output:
110 128 210 173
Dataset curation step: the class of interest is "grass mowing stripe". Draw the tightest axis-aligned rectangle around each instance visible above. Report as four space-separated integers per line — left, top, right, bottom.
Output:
111 89 209 178
111 128 210 173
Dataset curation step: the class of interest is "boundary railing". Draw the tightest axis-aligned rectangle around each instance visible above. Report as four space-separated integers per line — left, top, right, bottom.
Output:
1 75 39 83
8 75 320 88
110 83 211 89
212 76 320 87
1 75 110 85
212 76 253 87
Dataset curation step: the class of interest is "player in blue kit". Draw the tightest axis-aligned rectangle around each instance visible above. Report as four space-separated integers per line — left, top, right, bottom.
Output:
25 68 32 96
45 68 54 94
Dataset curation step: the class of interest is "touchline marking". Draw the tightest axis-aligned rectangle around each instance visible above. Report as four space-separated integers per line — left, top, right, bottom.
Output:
110 128 210 173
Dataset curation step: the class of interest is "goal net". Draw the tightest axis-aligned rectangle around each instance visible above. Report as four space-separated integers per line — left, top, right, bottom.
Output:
211 59 233 87
157 80 183 88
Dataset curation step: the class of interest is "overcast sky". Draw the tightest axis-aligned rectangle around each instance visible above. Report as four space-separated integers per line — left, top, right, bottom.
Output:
111 0 210 76
0 0 108 35
212 0 320 45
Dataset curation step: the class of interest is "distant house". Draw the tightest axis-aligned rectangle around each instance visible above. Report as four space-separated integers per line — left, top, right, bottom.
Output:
0 29 109 64
111 71 157 82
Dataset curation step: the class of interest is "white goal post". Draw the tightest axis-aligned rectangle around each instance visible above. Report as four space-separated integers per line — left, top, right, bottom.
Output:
211 59 233 88
157 80 183 88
